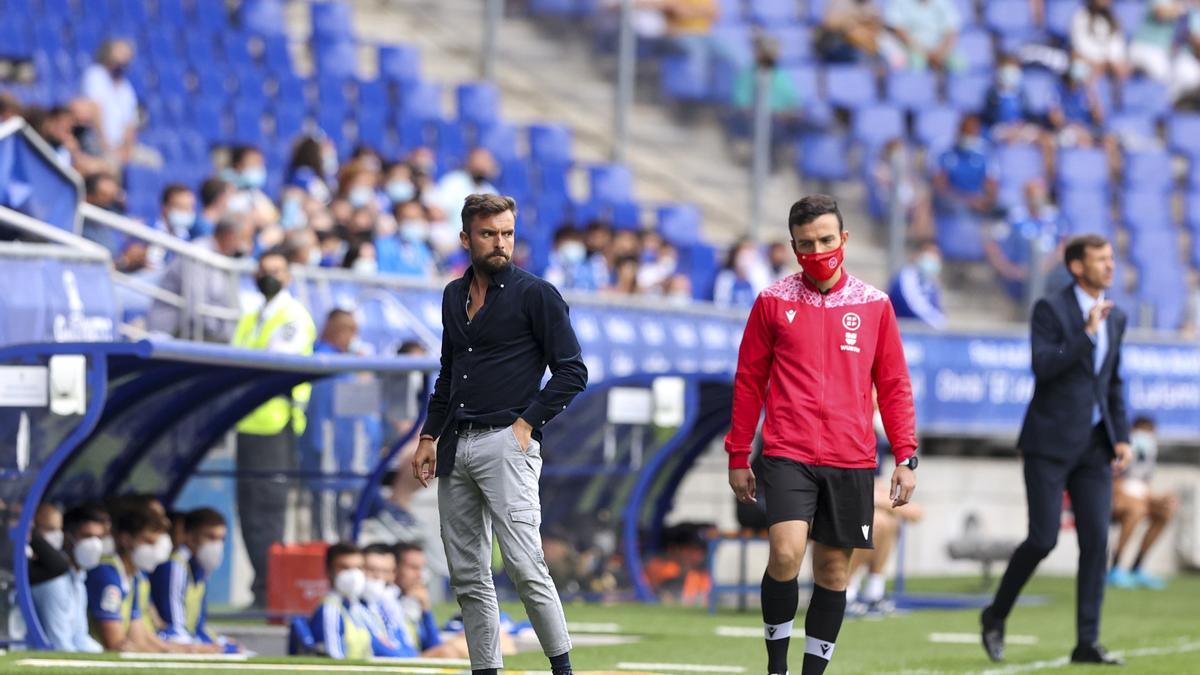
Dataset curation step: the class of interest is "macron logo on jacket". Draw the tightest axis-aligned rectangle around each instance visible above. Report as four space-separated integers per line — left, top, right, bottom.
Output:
725 272 918 470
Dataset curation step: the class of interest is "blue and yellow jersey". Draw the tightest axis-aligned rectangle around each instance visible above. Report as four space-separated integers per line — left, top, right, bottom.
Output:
309 594 372 660
85 555 141 640
149 547 213 644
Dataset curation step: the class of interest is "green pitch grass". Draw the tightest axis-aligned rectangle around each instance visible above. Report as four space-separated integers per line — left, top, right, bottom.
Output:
3 576 1198 674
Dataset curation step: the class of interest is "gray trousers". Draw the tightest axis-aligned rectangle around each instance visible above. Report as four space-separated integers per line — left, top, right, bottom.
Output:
438 427 571 669
236 431 293 607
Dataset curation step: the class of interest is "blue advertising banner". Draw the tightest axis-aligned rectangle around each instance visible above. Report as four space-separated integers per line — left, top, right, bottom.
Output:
0 256 117 345
0 125 80 233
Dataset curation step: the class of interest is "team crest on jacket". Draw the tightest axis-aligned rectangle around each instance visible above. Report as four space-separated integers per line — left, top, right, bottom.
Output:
785 309 796 324
841 312 862 353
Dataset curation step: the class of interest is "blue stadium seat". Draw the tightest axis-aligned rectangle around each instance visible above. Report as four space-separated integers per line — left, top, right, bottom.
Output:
1020 68 1060 116
399 80 443 123
985 0 1035 41
436 120 469 174
1112 0 1142 38
1123 150 1174 193
851 104 905 151
221 31 258 69
782 65 820 106
886 69 938 111
1119 77 1170 119
678 242 718 300
1045 0 1080 39
536 161 572 200
457 81 500 128
1121 189 1173 233
658 203 702 246
263 35 293 76
807 0 826 23
957 28 995 73
314 40 358 79
659 52 711 102
934 208 986 262
356 78 387 109
191 98 227 144
529 124 574 166
915 106 961 152
1059 188 1114 239
273 74 307 110
156 0 186 27
184 32 217 67
1057 148 1108 190
231 101 266 146
191 0 230 34
240 0 286 36
497 158 531 200
311 1 355 42
824 64 877 109
379 44 421 85
477 122 519 162
355 106 387 149
288 616 315 656
1130 230 1181 272
1107 112 1156 143
997 143 1044 208
1167 114 1200 158
589 164 633 206
1191 232 1200 267
0 24 33 60
769 26 813 65
716 0 744 24
271 103 307 143
946 73 991 111
748 0 798 25
796 132 851 181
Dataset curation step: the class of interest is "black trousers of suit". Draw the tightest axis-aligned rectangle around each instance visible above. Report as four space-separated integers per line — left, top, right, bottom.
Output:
991 424 1113 646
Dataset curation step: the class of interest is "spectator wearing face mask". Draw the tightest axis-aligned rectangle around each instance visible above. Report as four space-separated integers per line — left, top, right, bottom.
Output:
30 503 71 587
431 148 498 232
86 508 191 652
932 115 998 237
343 240 380 275
31 504 108 653
766 242 792 283
149 218 246 342
986 179 1067 303
287 136 336 205
663 273 694 306
338 167 383 214
545 226 604 291
83 173 126 257
310 543 374 659
1049 60 1106 148
887 241 947 329
154 184 196 241
81 39 139 160
377 200 436 279
225 146 277 227
713 239 771 308
383 162 417 209
636 232 680 292
149 509 234 651
983 57 1050 147
192 178 234 240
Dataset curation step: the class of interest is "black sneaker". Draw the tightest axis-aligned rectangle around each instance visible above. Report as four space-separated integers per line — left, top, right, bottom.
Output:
980 606 1005 662
1070 643 1124 665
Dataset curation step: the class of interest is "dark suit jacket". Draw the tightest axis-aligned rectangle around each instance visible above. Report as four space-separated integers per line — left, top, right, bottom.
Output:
1017 284 1130 460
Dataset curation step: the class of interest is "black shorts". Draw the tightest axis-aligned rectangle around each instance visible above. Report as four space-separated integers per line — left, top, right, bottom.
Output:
758 455 876 549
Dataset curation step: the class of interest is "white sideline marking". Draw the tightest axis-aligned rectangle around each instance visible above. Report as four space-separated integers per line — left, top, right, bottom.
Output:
566 621 622 633
716 625 806 638
928 632 1038 646
370 657 472 666
17 660 460 673
618 663 746 673
980 640 1200 674
119 652 249 660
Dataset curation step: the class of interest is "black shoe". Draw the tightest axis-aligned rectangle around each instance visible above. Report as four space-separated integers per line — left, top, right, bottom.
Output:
1070 643 1124 665
980 606 1005 662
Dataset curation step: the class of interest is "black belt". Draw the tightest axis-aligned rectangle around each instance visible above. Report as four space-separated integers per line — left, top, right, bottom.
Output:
457 420 507 434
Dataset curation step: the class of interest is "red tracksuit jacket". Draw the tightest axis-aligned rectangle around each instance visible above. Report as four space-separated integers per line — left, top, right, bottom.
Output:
725 271 917 470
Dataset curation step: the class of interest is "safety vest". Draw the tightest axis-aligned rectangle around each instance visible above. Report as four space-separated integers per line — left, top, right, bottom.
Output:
232 294 315 435
138 574 159 635
324 595 373 660
173 551 207 636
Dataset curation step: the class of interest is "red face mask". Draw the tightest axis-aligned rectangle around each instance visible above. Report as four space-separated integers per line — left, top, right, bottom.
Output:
796 244 844 282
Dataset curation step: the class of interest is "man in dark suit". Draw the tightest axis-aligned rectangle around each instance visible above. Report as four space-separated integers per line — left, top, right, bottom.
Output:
981 234 1133 665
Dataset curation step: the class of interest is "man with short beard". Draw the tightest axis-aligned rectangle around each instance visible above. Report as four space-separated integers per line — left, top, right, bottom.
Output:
411 194 587 675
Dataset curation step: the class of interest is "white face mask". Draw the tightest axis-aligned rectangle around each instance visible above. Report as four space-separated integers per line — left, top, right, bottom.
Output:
132 542 161 573
362 578 387 603
154 533 173 565
42 529 64 551
386 583 402 601
352 258 378 275
334 568 366 601
195 541 224 573
73 536 104 570
101 535 115 556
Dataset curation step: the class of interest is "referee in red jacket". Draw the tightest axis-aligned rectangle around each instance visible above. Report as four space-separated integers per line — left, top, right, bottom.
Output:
726 195 918 675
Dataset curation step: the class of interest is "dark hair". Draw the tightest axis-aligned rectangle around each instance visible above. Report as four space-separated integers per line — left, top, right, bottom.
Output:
84 172 119 196
1085 0 1117 30
325 541 361 572
1132 415 1156 430
788 194 843 232
184 508 226 534
342 240 372 269
1063 234 1109 272
160 184 191 207
392 542 423 561
113 506 166 538
325 308 354 325
199 177 231 208
397 340 425 355
230 145 262 168
259 246 290 264
0 92 21 117
724 237 755 269
288 136 325 177
362 543 396 560
553 225 580 245
461 193 517 234
63 504 109 536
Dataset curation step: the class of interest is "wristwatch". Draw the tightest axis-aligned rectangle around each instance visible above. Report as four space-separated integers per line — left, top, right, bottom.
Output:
898 456 919 470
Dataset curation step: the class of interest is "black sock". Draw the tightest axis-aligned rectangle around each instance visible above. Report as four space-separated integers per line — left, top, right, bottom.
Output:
762 571 799 675
549 650 572 674
801 584 847 675
1112 548 1121 570
1132 551 1146 571
473 670 498 675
